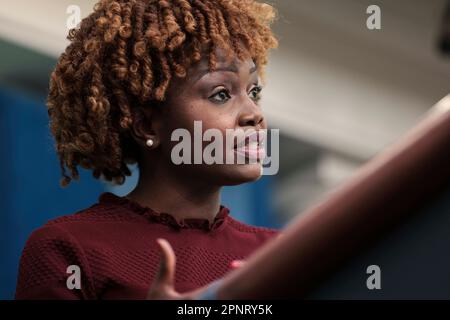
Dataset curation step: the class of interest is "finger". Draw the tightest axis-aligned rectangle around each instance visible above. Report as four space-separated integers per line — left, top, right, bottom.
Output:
155 238 176 288
230 260 245 269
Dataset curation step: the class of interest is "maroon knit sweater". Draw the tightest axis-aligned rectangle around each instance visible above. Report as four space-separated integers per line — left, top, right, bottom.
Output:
15 192 278 299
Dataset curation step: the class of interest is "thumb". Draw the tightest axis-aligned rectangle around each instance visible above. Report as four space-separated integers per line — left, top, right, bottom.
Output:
154 238 176 289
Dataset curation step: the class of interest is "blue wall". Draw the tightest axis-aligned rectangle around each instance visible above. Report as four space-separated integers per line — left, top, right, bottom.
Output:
0 89 105 299
0 88 276 299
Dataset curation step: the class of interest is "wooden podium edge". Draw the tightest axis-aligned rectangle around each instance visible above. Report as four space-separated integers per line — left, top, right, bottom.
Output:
210 94 450 299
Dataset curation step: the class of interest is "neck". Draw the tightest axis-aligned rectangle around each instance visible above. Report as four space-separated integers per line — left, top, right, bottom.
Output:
126 157 222 223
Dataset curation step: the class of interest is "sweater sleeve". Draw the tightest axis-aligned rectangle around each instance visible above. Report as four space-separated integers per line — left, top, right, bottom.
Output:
15 224 96 300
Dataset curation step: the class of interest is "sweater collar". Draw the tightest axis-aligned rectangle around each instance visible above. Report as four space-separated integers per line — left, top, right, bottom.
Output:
98 192 230 231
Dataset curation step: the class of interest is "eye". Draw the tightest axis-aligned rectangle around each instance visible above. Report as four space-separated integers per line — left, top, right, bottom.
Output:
249 85 263 102
209 88 231 104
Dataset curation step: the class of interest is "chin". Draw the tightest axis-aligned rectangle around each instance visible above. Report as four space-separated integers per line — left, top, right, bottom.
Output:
218 163 264 186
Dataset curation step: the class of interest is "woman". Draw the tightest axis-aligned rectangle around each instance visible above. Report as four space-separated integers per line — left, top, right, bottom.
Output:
15 0 279 299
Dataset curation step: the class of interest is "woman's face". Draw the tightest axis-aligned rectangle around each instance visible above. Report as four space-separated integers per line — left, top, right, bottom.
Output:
154 47 267 187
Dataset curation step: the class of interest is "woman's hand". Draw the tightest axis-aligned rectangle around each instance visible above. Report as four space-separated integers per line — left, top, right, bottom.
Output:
147 238 200 299
146 239 177 299
146 238 245 300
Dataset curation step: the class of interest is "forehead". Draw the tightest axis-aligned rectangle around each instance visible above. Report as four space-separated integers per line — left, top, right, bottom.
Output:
189 46 256 78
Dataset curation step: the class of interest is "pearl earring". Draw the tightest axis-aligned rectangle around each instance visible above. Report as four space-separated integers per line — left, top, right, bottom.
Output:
146 139 154 148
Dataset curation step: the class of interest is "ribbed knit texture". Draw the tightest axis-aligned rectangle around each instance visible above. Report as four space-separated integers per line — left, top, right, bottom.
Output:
15 192 278 299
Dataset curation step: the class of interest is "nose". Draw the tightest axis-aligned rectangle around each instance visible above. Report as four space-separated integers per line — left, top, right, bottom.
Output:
238 97 265 129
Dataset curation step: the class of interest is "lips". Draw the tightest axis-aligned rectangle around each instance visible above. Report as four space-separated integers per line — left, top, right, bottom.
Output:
233 130 266 161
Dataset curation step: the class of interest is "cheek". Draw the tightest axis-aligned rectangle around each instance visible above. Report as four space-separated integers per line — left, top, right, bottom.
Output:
203 112 236 133
159 100 236 160
167 100 236 134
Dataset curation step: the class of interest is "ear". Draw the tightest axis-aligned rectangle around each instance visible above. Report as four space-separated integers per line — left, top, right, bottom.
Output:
130 106 162 149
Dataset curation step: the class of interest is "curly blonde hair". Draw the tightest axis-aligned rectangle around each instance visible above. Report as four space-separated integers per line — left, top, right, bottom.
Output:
48 0 278 187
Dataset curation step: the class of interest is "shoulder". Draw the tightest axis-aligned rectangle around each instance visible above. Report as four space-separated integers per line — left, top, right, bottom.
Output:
30 196 145 240
21 202 117 261
214 216 280 255
19 223 86 271
225 216 279 239
22 198 143 259
45 201 141 227
17 214 99 299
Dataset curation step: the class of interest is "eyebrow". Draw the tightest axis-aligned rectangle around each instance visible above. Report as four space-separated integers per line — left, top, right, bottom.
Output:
193 64 258 83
